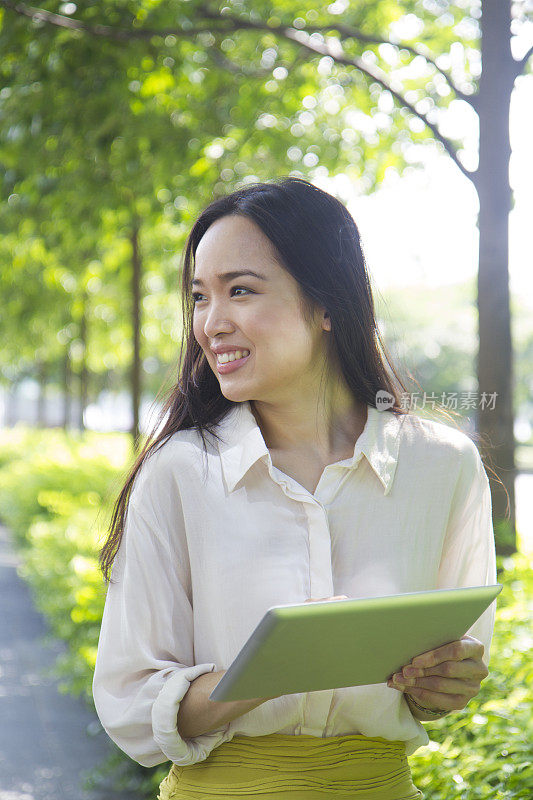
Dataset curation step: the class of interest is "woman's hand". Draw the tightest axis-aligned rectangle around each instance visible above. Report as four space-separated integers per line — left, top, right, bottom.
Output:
387 634 489 713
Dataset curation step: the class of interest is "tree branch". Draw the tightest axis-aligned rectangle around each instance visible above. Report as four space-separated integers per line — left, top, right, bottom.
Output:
1 0 477 183
0 0 212 39
328 24 479 111
207 40 308 79
512 43 533 79
200 6 478 110
207 46 270 77
1 0 479 110
277 27 476 183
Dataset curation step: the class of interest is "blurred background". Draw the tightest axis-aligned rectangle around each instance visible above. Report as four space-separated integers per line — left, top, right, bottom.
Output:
0 2 532 799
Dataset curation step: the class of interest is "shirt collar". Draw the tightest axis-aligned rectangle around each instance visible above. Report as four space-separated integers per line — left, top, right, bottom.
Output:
215 400 405 496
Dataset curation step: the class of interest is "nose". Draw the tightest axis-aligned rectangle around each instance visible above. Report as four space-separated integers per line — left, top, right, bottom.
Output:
202 299 235 340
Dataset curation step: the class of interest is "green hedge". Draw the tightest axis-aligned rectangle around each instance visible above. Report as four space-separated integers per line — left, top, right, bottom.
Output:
0 425 531 799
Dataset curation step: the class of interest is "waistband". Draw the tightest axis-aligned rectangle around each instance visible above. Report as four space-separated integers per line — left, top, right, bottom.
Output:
158 733 423 800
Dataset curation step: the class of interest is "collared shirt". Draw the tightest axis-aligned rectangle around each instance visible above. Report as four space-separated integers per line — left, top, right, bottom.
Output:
92 400 497 768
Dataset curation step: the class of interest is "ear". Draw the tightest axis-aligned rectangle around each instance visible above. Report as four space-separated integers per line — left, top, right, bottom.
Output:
322 311 331 332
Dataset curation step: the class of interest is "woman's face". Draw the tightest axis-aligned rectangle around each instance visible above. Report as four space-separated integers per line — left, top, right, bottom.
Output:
192 214 330 406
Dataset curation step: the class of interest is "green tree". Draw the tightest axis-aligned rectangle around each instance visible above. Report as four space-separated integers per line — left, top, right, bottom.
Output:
1 0 529 549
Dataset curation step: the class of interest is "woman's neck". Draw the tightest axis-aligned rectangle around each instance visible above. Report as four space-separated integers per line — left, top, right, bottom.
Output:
249 388 368 459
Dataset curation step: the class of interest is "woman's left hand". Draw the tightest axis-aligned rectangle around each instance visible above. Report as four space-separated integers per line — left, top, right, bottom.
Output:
387 634 489 712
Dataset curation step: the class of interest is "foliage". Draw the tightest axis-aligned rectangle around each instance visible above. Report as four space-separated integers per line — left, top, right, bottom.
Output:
0 426 130 547
408 550 532 799
0 0 512 400
0 427 531 798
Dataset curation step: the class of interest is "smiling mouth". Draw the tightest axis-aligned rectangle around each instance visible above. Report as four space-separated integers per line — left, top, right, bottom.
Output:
215 350 251 364
214 351 251 374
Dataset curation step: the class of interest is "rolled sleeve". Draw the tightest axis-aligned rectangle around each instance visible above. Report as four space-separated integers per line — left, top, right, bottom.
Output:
437 438 498 668
152 665 231 765
92 461 231 767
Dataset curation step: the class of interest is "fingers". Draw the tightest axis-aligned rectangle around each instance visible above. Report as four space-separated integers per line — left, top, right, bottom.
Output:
389 672 479 697
389 676 472 710
399 658 487 683
410 635 484 669
425 658 488 681
406 687 467 712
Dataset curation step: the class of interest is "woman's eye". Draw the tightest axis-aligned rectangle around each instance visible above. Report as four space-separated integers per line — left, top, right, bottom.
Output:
192 286 252 303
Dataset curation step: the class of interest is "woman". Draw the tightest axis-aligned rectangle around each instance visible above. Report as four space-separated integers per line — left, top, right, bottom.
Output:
93 178 497 800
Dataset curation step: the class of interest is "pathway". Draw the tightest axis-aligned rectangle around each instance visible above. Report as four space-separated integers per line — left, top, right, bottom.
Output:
0 523 142 800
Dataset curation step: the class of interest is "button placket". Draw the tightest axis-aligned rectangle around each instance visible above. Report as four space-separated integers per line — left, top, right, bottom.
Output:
300 501 335 733
306 502 334 598
267 461 336 734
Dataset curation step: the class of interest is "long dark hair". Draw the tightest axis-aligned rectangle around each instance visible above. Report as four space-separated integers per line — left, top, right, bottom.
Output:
98 177 498 583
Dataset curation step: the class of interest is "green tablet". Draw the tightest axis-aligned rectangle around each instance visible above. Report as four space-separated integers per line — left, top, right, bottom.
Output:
209 584 502 702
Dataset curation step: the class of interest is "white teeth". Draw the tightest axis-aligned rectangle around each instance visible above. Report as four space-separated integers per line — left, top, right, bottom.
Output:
217 349 250 364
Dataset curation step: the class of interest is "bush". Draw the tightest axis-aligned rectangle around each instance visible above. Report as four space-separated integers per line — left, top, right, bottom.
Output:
408 551 532 798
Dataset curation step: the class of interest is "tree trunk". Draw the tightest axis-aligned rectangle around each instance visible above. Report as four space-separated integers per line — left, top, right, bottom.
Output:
130 219 142 451
78 298 88 431
475 0 517 555
63 344 71 430
6 379 19 426
36 359 47 427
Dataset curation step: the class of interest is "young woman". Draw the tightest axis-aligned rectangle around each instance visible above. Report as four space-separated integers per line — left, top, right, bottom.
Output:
93 178 497 800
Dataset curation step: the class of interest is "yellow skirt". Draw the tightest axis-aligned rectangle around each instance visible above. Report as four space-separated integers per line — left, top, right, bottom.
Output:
157 733 424 800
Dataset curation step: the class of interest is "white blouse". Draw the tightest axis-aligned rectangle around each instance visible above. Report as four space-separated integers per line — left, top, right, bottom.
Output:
92 400 497 768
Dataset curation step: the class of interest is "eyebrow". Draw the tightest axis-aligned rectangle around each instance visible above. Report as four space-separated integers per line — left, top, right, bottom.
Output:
191 269 268 287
